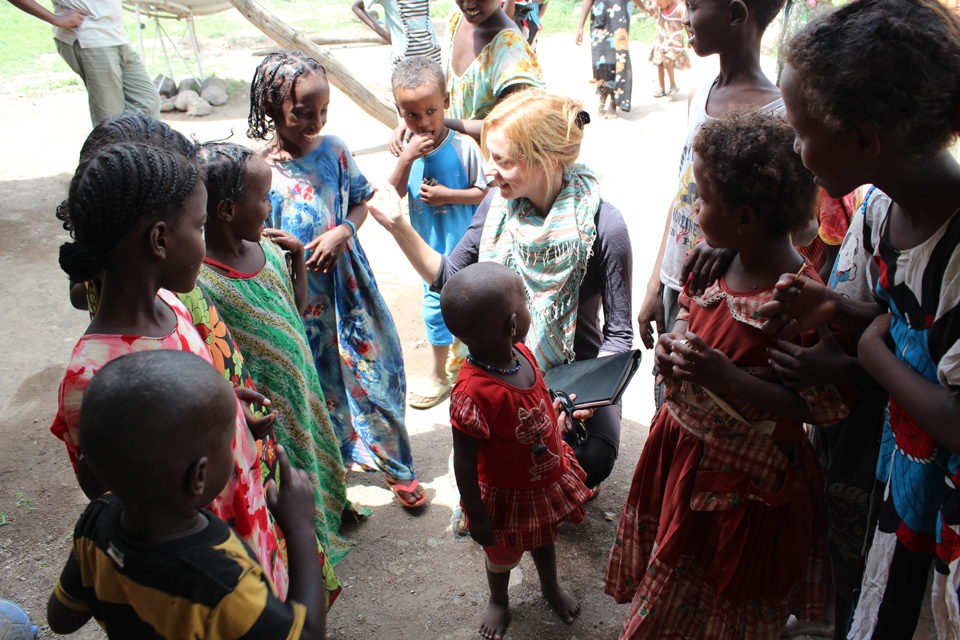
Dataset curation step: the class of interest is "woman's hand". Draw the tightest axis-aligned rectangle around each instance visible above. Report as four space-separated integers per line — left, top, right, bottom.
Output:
768 325 848 388
680 241 736 296
388 123 413 157
263 228 304 256
235 387 277 440
758 274 837 339
304 225 351 273
575 26 584 45
367 182 404 233
669 332 739 392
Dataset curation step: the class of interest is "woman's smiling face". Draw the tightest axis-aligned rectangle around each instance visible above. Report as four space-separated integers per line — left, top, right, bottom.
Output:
456 0 501 25
484 127 548 203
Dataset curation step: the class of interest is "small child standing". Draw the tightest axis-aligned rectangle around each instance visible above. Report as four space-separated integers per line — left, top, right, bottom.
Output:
47 350 327 640
442 262 593 640
606 110 850 639
387 56 489 409
248 51 426 509
644 0 690 97
351 0 442 67
197 142 359 565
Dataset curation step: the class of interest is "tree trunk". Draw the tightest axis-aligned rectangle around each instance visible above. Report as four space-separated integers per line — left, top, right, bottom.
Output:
226 0 397 129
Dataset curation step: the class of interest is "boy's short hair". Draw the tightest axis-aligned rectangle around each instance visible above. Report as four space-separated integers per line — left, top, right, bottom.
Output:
391 56 446 100
692 108 817 237
440 262 522 342
784 0 960 160
78 350 237 498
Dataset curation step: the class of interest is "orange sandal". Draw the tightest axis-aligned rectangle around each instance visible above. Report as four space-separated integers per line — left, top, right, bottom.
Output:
386 478 428 508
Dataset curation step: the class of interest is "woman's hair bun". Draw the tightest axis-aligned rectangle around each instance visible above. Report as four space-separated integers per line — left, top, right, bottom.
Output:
59 240 107 281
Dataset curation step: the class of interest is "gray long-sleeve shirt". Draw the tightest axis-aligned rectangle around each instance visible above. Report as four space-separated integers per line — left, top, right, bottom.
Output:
431 189 634 360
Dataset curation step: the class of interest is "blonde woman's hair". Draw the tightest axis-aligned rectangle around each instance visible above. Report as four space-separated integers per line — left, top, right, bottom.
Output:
481 89 585 197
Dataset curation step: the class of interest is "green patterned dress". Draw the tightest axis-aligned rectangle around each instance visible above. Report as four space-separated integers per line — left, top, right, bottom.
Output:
198 240 356 564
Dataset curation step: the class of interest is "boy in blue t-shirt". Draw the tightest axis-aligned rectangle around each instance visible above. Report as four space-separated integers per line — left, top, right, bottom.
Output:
387 55 489 409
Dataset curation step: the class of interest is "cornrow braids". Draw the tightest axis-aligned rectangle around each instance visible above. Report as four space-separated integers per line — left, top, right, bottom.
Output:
248 50 327 140
784 0 960 160
692 108 818 237
59 142 200 281
198 142 255 211
79 114 197 164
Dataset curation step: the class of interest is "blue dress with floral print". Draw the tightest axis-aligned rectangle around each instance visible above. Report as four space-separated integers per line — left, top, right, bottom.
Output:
267 135 415 481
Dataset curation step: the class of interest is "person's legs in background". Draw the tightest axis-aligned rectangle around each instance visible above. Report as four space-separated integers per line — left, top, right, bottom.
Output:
118 44 160 118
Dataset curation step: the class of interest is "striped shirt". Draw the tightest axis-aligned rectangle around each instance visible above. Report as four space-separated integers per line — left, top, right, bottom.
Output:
54 494 306 640
397 0 441 63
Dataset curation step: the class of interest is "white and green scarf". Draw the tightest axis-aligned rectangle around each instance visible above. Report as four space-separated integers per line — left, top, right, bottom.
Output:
479 164 600 373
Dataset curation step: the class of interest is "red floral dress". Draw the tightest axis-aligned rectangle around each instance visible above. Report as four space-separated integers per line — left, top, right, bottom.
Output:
450 343 593 550
605 273 853 640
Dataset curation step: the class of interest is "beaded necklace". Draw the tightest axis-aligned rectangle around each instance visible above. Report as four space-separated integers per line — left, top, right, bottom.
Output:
467 350 521 375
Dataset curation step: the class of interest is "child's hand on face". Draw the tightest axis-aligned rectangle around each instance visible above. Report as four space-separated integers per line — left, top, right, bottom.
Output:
669 333 739 392
235 387 277 440
262 228 304 256
402 133 436 161
367 182 404 232
768 325 848 388
419 182 451 206
265 445 316 535
758 274 837 340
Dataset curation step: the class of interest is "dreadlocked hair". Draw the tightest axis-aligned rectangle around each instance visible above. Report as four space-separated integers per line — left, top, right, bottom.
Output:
198 142 255 212
58 142 200 281
79 114 197 163
248 50 326 140
784 0 960 160
692 108 818 237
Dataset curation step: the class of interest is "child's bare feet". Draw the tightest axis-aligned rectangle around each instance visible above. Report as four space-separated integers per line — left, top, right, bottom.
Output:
479 600 510 639
542 582 580 624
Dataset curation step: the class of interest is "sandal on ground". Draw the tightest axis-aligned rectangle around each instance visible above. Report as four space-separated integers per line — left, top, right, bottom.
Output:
408 377 451 410
386 477 428 508
668 85 680 95
586 483 602 502
653 89 667 98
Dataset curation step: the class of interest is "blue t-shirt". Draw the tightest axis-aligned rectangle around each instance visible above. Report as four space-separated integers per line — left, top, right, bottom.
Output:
407 130 488 255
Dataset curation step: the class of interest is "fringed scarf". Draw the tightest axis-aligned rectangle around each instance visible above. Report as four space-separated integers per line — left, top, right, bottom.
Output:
479 164 600 373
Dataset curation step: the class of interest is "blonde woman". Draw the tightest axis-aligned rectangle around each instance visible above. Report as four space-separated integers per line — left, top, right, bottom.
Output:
369 89 634 496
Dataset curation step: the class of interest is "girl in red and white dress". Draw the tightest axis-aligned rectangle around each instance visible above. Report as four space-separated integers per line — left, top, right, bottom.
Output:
440 261 593 640
604 109 855 640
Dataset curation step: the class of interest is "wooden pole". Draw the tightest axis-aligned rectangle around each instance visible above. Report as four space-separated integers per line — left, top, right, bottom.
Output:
226 0 398 129
252 32 389 57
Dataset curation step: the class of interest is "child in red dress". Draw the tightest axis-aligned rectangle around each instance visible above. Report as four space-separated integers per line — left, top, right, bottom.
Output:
604 109 853 640
441 261 593 640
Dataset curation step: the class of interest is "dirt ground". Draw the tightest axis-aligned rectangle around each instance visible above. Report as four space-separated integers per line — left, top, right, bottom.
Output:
0 26 783 640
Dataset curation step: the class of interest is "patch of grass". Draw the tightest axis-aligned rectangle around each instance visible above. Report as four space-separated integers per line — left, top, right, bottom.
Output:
0 513 9 526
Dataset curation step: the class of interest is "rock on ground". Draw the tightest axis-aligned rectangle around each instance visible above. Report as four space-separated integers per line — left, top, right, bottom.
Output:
174 89 199 112
177 76 201 95
185 95 213 117
159 97 176 112
201 85 228 106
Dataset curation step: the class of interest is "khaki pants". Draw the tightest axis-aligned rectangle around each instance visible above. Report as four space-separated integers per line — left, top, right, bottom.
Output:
56 40 160 126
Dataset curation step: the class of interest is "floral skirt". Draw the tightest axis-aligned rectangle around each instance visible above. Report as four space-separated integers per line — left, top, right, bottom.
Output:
604 408 826 640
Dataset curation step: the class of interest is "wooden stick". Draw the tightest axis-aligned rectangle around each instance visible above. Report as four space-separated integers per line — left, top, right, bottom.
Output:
226 0 398 129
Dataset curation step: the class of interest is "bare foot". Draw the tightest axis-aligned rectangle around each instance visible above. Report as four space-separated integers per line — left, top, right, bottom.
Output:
542 583 580 624
479 601 510 639
781 615 834 638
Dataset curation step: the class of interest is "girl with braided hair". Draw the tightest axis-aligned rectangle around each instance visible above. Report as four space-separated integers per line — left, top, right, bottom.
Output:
196 141 363 565
50 142 298 601
249 51 426 508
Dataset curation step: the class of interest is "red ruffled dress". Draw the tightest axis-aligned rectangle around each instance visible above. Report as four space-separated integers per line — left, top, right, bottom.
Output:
450 343 594 550
605 273 853 640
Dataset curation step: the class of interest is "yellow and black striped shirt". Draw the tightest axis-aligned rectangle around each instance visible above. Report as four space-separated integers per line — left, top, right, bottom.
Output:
54 494 305 639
